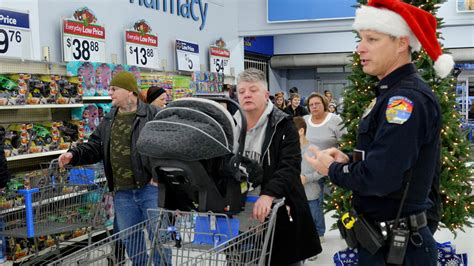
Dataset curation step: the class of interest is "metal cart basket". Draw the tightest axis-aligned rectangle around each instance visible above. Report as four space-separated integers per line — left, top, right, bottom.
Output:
49 198 285 265
0 159 108 260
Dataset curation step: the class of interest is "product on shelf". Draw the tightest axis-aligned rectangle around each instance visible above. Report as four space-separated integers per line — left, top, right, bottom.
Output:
0 75 27 105
3 123 31 157
94 63 112 96
56 76 83 104
71 103 111 140
191 71 225 94
28 123 53 153
2 120 84 157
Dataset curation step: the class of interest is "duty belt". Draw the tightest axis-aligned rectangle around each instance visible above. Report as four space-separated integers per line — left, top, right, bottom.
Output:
376 212 427 240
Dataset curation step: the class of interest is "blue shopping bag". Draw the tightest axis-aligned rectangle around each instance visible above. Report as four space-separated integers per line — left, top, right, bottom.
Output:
194 216 239 246
68 168 95 185
437 242 468 266
333 248 358 266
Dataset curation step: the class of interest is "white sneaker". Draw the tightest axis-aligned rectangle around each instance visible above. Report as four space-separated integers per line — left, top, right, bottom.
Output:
319 236 325 243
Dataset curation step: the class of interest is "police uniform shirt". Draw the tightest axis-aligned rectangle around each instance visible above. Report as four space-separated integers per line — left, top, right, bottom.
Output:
328 63 442 221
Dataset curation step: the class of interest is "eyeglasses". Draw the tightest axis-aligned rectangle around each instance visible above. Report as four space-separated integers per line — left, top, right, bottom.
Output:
309 102 323 107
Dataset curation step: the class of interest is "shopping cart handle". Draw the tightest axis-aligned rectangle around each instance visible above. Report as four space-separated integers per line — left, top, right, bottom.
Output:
272 198 285 210
246 196 285 209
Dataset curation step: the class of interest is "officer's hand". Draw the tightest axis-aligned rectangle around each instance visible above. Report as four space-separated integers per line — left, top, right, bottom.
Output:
58 152 73 168
323 147 349 163
305 146 334 176
253 195 274 223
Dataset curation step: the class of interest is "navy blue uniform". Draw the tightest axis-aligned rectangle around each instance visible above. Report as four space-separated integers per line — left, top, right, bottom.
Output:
329 63 441 220
329 63 441 265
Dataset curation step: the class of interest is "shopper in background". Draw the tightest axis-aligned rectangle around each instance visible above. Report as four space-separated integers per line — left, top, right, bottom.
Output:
293 116 323 261
324 90 337 106
0 126 11 189
58 71 165 265
274 91 286 110
328 103 338 114
306 0 452 264
222 84 239 115
146 86 167 109
234 68 321 265
284 93 309 117
303 93 346 242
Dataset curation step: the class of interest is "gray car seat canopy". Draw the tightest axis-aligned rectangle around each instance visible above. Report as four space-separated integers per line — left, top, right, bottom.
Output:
137 97 235 161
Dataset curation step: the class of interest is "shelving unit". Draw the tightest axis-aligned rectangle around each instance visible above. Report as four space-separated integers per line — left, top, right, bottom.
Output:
0 104 84 110
82 96 111 101
6 150 67 162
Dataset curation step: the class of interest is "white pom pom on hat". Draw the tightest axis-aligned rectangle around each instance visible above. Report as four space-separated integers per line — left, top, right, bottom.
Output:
353 0 454 78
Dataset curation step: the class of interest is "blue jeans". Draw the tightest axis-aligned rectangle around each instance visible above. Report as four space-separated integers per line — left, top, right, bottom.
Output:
317 178 327 236
308 198 325 237
114 184 170 266
358 226 437 265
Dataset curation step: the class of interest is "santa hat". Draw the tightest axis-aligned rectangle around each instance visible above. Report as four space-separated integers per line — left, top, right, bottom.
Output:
353 0 454 78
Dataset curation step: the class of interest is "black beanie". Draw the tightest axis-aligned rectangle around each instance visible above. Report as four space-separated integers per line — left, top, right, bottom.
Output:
146 86 166 103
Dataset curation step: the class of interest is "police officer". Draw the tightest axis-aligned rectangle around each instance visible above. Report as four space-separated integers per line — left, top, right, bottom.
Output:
305 0 454 265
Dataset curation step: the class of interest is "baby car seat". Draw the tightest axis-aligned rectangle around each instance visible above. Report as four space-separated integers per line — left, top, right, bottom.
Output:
137 97 251 214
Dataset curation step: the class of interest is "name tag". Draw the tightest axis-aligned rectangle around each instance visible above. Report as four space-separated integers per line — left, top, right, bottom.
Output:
353 149 365 162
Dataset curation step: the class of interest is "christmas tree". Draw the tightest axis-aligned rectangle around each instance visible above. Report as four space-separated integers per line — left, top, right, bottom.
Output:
328 0 474 233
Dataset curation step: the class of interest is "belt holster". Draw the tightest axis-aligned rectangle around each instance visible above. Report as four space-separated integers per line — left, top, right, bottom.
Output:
353 214 385 254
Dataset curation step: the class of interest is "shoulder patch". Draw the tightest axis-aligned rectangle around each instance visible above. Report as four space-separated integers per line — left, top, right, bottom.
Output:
385 96 413 124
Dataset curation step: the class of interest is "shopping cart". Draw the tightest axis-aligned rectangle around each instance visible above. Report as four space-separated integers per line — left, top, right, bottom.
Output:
0 159 109 261
49 198 285 265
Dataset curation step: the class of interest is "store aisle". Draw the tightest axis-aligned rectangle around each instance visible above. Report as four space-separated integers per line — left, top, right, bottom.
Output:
304 211 474 265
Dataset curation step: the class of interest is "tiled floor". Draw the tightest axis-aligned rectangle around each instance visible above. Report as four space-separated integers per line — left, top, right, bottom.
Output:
304 211 474 265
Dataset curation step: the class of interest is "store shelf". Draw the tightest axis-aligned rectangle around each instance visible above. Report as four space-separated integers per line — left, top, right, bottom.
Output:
0 104 84 110
83 96 112 101
6 150 68 162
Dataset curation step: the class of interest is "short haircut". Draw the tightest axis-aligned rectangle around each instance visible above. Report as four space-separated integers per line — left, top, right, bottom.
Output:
237 68 268 90
290 93 301 100
306 92 329 112
293 116 307 134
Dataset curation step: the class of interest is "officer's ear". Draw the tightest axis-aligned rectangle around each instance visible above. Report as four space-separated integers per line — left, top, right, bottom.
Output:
397 36 410 54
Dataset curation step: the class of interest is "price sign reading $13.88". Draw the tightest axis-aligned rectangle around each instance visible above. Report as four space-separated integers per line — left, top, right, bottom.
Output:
0 8 33 60
125 30 159 69
62 19 106 62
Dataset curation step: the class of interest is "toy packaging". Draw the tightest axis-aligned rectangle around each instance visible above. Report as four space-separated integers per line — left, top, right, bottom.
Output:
0 74 27 106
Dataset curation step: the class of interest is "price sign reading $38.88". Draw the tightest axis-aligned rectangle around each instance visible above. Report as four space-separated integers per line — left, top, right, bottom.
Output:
62 20 106 62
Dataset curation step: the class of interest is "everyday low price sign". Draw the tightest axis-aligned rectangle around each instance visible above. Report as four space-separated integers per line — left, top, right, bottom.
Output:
125 31 159 69
0 8 33 60
62 7 106 62
209 46 230 75
176 39 200 72
125 20 159 69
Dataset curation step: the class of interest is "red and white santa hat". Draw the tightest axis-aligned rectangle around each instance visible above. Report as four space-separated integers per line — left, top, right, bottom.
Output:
353 0 454 78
